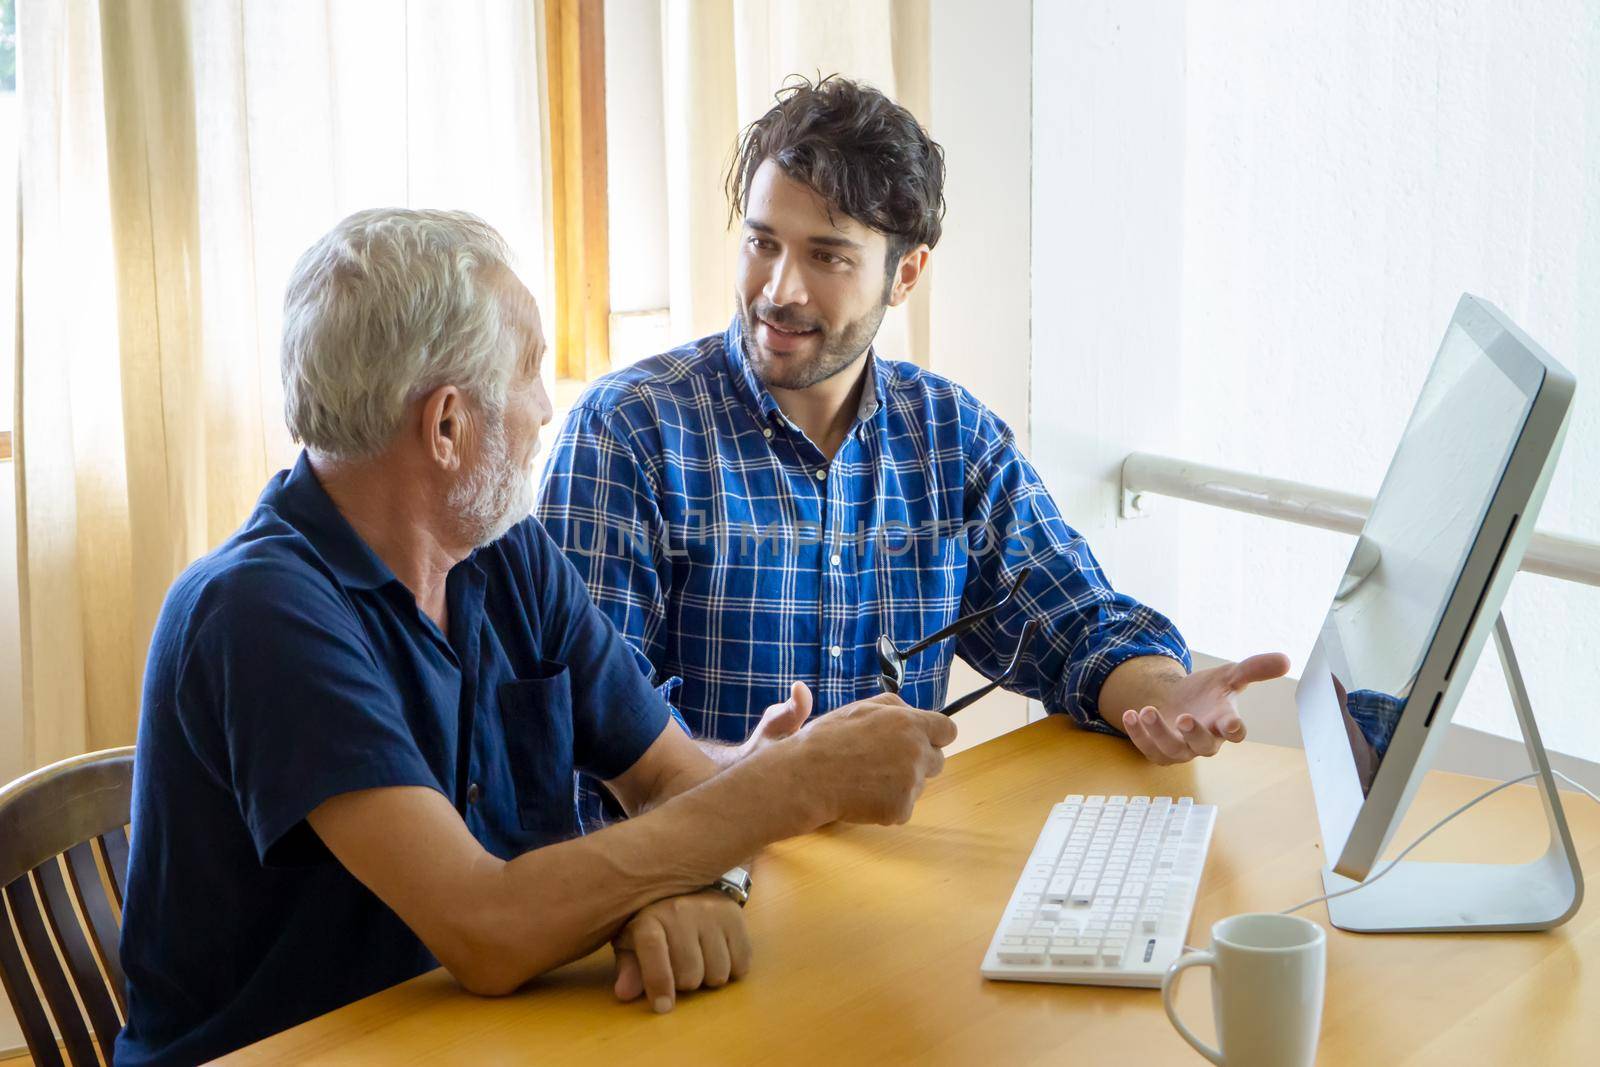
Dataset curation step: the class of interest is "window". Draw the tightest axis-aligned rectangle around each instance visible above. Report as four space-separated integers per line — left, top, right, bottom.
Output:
544 0 611 382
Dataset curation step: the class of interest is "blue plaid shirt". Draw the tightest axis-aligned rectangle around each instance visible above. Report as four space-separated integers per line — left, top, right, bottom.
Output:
535 318 1190 746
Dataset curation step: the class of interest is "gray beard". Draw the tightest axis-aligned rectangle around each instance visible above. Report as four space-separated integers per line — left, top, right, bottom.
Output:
448 414 533 547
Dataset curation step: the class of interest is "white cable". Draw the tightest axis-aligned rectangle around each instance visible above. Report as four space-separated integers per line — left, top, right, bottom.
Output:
1178 770 1600 951
1279 768 1598 917
1554 770 1600 805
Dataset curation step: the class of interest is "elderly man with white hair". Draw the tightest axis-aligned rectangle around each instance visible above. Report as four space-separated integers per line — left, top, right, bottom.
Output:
115 208 956 1066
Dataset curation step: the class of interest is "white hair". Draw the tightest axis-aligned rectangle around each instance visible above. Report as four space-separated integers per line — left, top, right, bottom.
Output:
281 208 519 459
447 402 535 547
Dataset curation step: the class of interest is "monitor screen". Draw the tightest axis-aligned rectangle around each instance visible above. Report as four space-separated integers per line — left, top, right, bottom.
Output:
1316 323 1536 794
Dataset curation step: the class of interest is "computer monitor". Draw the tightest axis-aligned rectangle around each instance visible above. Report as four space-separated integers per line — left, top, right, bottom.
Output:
1295 294 1577 927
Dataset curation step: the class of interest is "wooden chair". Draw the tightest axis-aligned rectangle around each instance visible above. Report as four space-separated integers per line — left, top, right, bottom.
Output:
0 748 135 1066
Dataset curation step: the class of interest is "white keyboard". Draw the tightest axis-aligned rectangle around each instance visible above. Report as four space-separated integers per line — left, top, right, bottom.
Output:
981 794 1217 988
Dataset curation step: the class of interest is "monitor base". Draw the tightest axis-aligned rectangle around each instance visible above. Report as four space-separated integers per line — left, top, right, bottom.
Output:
1323 615 1584 933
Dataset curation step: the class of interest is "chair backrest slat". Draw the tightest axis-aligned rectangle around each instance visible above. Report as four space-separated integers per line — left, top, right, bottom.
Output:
97 829 129 910
64 842 127 1015
0 747 135 1066
0 753 133 886
0 882 67 1067
4 877 99 1067
37 857 122 1059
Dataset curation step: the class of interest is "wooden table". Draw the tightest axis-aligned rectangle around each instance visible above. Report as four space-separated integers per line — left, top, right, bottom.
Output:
224 717 1600 1064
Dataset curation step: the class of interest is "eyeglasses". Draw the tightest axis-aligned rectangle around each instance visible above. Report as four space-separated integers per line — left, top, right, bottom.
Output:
876 567 1041 716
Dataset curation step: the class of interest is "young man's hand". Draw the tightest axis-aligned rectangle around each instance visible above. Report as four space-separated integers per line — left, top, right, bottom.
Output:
736 681 815 761
612 890 751 1013
1109 653 1291 765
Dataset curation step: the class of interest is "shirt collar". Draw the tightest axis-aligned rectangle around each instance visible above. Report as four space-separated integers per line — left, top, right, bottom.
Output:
262 451 400 591
721 315 887 430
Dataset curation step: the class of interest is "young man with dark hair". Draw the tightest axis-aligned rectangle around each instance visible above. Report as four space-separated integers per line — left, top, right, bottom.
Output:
536 77 1288 797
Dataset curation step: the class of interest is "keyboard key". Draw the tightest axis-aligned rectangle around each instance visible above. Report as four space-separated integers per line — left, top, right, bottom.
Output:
999 945 1044 964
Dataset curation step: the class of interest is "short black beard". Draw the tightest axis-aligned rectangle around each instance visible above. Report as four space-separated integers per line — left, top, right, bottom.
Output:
739 297 888 391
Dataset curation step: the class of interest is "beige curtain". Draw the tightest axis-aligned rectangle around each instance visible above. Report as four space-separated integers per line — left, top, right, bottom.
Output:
661 0 932 363
14 0 551 770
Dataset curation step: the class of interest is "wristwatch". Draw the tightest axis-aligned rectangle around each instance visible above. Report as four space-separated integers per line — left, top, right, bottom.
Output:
712 866 752 907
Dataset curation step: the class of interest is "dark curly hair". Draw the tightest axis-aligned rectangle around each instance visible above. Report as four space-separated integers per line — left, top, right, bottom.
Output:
726 74 946 278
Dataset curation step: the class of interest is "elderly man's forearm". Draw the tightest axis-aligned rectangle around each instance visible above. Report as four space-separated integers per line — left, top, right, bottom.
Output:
463 739 823 993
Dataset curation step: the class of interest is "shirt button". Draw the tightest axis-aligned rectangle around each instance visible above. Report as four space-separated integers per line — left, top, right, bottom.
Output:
830 553 842 567
763 427 774 439
466 782 481 805
815 469 827 481
830 644 842 658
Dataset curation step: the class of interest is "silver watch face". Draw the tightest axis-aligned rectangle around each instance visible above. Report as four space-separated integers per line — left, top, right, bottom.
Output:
716 867 752 904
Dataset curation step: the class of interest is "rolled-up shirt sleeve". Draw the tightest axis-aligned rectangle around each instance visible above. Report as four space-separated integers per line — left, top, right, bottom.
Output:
953 402 1191 736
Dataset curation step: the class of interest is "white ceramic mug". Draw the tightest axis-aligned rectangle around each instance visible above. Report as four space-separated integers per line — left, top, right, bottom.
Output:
1161 913 1326 1067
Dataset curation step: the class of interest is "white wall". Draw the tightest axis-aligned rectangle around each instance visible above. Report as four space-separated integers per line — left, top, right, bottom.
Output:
1176 1 1600 761
1031 1 1600 762
927 0 1031 440
1029 0 1188 619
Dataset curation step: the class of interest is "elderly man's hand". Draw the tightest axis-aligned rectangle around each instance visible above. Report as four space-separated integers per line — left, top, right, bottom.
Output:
793 693 957 825
612 890 751 1013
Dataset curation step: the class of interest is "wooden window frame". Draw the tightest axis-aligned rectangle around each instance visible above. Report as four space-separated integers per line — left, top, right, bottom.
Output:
544 0 610 382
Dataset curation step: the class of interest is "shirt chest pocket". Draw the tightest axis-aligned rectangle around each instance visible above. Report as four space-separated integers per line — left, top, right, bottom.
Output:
498 664 578 838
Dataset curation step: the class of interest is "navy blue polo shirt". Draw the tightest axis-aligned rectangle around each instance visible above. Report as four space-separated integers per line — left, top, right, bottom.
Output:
115 453 671 1066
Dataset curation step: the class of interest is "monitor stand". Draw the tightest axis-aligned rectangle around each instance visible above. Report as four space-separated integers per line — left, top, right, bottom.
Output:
1321 614 1585 933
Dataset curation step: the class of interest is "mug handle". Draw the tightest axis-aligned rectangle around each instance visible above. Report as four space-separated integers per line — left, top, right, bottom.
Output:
1162 950 1224 1065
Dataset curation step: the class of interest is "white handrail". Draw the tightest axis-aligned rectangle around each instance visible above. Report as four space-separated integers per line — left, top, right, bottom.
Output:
1120 452 1600 589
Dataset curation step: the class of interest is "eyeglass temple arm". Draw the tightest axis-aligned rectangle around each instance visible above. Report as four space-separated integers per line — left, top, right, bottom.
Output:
902 567 1033 658
940 618 1041 716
